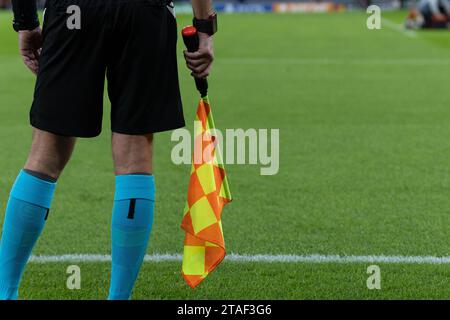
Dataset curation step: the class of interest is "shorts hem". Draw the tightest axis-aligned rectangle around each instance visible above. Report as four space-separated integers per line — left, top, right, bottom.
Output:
31 120 102 138
111 122 186 135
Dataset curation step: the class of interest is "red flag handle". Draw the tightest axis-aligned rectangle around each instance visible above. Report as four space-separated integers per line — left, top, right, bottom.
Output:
182 26 209 98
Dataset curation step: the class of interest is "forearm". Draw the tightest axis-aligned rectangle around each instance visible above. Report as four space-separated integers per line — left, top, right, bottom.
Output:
191 0 214 19
12 0 39 30
184 0 216 79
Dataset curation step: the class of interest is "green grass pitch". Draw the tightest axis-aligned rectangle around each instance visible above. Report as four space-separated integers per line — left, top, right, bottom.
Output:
2 9 450 299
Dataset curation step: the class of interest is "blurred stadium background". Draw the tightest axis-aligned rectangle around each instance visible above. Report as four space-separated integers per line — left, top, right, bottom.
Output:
0 0 411 11
3 0 450 300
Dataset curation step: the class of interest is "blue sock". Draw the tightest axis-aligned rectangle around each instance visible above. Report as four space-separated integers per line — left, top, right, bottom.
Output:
0 170 56 300
108 174 155 300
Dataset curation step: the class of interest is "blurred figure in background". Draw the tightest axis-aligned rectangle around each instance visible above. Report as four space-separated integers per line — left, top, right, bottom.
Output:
0 0 44 9
0 0 11 9
406 0 450 29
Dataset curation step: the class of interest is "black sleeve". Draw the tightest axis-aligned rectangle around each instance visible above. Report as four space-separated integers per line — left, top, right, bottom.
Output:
12 0 40 31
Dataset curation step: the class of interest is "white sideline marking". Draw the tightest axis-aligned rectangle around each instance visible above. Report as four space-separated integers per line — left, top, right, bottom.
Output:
218 58 450 66
29 253 450 264
382 18 417 38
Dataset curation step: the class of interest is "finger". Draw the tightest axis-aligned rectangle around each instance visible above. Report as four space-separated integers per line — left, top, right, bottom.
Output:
33 49 41 61
22 53 37 65
197 69 211 79
187 62 211 74
30 66 38 75
186 64 196 73
21 52 39 67
193 71 209 79
21 49 39 62
22 56 39 74
186 58 209 68
26 61 38 74
20 50 35 60
193 66 212 79
186 64 205 74
184 51 203 59
26 62 38 75
184 50 212 60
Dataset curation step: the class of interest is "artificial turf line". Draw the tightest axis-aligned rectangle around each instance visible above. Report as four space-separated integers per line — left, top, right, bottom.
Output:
28 253 450 264
382 18 417 38
217 58 450 65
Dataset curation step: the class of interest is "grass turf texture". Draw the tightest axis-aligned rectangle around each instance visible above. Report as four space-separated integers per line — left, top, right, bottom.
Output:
1 10 450 299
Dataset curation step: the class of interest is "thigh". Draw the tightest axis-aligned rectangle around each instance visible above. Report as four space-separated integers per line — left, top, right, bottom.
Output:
112 133 154 175
30 0 109 138
107 1 185 136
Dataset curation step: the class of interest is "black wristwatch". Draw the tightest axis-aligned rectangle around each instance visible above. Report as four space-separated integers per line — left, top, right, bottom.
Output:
193 12 218 36
13 19 40 32
12 0 40 32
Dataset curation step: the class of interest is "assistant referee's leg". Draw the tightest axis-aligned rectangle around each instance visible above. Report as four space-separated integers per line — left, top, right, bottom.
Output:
108 133 155 300
0 129 75 300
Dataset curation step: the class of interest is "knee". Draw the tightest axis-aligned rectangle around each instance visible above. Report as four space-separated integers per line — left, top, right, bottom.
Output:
112 133 153 175
24 129 76 179
25 151 72 179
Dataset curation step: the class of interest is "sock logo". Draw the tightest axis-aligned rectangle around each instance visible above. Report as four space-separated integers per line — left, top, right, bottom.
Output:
127 199 137 220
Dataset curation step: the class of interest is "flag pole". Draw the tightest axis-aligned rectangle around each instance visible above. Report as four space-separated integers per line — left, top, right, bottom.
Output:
182 26 209 98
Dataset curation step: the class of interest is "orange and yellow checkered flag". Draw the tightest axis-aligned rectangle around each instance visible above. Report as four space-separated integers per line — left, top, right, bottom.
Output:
181 96 232 288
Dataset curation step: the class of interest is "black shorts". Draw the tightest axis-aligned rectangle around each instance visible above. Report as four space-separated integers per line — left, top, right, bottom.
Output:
31 0 185 138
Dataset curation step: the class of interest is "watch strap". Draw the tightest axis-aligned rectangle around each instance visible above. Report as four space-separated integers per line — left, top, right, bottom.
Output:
193 13 218 36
